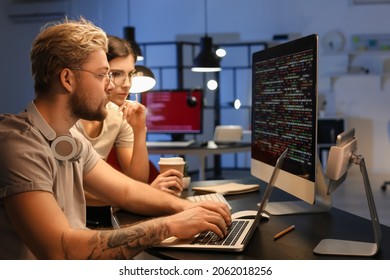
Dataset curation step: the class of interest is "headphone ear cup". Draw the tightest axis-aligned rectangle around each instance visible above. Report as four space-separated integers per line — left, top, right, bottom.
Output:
51 135 82 161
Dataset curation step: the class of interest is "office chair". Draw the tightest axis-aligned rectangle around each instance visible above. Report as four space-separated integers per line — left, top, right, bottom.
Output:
106 147 159 183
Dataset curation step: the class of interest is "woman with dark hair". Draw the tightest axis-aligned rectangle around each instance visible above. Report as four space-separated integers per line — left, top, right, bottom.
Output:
74 35 184 227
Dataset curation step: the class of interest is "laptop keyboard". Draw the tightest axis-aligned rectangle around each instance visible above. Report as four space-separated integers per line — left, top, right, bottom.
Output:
186 192 232 210
192 220 249 246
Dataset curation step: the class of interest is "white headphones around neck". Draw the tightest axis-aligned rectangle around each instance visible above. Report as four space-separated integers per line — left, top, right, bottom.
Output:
50 135 82 161
26 102 83 162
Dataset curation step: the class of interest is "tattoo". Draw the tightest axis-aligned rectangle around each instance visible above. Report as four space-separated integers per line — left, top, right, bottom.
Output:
62 218 171 259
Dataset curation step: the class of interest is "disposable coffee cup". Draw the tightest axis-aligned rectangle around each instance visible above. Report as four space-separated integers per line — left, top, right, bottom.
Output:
158 157 185 174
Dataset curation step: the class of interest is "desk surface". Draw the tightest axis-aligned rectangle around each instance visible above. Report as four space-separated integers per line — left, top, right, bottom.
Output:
147 142 251 181
147 142 251 154
115 177 390 260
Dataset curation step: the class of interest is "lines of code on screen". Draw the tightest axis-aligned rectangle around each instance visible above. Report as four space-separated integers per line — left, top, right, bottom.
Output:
252 48 316 179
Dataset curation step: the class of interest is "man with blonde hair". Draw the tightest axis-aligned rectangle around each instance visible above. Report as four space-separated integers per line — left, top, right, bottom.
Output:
0 18 230 260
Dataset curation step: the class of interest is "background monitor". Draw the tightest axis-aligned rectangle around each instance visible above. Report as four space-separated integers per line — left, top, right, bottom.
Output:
251 34 331 215
141 89 203 141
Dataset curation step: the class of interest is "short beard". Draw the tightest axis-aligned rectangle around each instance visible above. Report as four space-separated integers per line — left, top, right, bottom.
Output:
70 93 108 121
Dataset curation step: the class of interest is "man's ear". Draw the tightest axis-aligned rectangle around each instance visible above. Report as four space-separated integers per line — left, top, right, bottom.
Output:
60 68 74 92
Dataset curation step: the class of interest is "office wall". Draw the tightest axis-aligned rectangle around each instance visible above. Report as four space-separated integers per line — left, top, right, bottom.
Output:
1 0 390 174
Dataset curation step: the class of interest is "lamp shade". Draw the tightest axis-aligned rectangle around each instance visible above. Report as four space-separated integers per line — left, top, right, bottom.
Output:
124 26 144 61
191 36 221 72
129 65 156 93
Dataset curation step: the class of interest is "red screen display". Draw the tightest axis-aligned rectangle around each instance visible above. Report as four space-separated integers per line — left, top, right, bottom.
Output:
141 90 203 134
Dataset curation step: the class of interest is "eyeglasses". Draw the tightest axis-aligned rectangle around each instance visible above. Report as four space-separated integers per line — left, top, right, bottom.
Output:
72 68 113 85
111 69 137 86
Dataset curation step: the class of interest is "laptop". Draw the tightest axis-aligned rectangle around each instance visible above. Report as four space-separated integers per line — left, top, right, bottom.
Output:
154 148 288 252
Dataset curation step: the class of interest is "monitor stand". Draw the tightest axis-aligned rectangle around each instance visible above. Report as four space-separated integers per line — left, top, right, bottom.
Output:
171 133 185 142
313 154 381 256
265 156 332 215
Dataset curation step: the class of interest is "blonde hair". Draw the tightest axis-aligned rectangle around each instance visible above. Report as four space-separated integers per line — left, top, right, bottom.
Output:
30 17 108 94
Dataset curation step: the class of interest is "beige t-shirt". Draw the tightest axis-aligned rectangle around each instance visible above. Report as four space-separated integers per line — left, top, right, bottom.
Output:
74 102 134 160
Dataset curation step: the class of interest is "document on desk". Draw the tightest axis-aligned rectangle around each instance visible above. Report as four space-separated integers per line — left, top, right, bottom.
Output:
192 182 259 195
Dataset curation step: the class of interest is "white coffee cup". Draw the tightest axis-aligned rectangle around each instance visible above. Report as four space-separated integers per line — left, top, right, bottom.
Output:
158 157 185 174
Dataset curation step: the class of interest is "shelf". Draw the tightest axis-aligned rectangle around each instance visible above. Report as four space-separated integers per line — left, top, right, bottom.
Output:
323 49 390 90
323 50 390 56
326 72 390 90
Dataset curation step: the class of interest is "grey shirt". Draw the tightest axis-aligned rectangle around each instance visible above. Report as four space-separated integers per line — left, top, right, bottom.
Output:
0 102 100 259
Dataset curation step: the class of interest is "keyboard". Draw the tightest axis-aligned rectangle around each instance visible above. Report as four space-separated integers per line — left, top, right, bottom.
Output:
191 220 249 246
146 139 195 147
187 192 232 210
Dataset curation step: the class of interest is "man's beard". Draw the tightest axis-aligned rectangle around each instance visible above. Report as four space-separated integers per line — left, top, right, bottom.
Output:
69 91 108 121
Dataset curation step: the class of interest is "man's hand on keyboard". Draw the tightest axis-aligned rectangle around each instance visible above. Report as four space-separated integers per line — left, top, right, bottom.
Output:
184 200 232 228
150 169 184 196
164 206 229 239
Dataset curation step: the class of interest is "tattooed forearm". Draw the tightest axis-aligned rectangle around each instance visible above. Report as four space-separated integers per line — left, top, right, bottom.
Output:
60 217 171 259
95 217 171 259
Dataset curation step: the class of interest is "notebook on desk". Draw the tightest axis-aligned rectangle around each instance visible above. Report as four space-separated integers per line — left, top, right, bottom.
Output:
154 148 288 252
192 182 259 195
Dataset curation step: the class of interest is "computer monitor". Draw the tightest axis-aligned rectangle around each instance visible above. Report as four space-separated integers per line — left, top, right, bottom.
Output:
251 34 331 215
140 89 203 141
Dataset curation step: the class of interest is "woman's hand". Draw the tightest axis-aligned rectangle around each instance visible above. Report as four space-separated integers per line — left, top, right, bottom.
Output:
150 169 184 196
119 101 146 131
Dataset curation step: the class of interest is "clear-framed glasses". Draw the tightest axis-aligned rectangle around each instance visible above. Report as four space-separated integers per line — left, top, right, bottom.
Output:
111 69 137 86
72 68 113 85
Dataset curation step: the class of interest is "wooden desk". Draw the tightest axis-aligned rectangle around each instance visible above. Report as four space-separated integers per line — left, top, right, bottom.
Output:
115 176 390 260
147 142 251 180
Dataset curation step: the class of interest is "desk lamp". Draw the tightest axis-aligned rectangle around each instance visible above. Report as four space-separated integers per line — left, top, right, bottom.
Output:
129 65 156 94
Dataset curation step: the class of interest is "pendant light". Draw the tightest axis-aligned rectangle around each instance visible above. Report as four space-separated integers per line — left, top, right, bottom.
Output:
124 26 144 62
125 0 155 94
124 0 143 61
191 0 221 72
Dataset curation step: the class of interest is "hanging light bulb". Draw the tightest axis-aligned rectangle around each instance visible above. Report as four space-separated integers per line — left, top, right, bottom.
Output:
191 0 221 72
234 99 242 109
207 79 218 90
216 48 227 58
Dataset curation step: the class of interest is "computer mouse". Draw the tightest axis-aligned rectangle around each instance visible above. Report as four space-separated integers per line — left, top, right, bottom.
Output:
231 210 270 220
232 210 256 219
207 140 218 149
261 212 270 220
